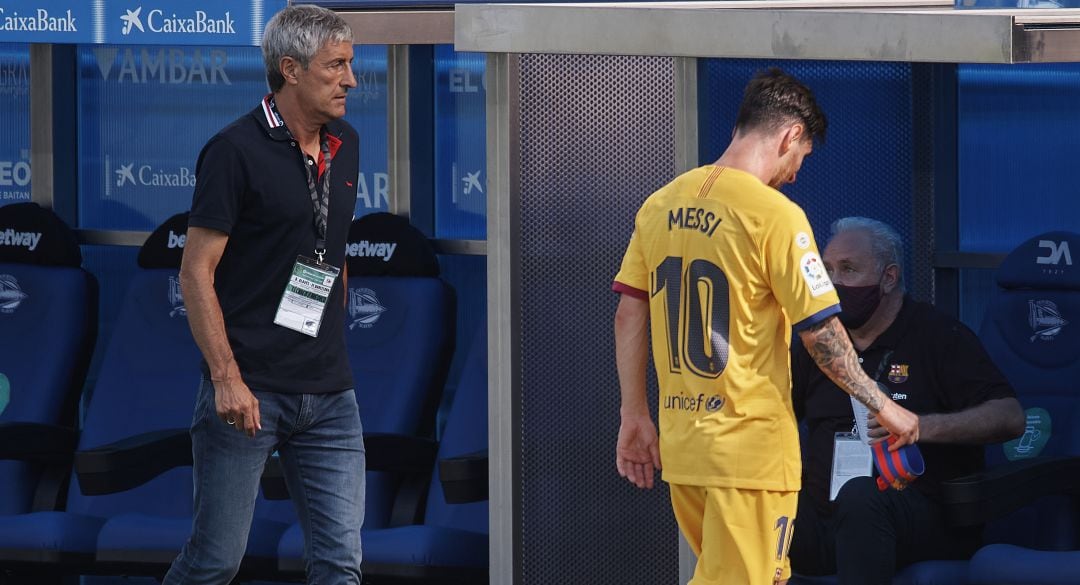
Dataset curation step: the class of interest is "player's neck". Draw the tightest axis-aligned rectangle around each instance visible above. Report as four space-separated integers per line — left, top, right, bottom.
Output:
714 136 778 186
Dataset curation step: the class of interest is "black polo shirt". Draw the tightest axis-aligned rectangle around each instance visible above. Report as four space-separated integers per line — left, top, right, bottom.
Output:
188 99 359 394
792 297 1015 514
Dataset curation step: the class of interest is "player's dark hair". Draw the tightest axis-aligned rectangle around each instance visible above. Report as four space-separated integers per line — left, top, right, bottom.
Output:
734 67 827 145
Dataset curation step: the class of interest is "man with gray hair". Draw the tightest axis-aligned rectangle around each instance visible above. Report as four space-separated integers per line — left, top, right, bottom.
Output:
166 5 362 584
789 216 1024 584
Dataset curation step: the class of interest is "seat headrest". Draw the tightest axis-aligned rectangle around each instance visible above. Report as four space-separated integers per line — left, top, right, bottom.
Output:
996 231 1080 291
138 212 189 269
0 202 82 267
345 212 439 277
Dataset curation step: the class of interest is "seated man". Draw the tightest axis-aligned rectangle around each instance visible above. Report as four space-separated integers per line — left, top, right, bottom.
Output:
789 217 1025 585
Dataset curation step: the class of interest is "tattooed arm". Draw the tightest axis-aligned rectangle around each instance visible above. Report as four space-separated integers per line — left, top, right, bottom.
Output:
797 315 920 448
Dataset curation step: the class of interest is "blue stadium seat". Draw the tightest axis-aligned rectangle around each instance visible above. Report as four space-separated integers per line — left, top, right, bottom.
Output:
360 326 489 583
0 202 96 529
962 231 1080 585
0 212 291 579
0 212 196 574
274 212 457 577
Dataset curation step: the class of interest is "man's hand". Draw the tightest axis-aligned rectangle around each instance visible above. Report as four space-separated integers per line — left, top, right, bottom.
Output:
214 377 261 438
616 412 662 489
873 400 919 450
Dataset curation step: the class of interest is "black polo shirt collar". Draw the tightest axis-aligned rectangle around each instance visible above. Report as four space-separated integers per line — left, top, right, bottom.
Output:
256 94 293 143
254 94 343 179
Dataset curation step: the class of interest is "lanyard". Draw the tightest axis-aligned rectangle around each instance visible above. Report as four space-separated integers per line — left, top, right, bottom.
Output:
269 97 333 263
851 349 895 434
871 350 895 382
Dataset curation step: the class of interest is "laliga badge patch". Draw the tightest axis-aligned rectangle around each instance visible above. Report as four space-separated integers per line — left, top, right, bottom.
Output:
274 256 340 337
800 252 835 297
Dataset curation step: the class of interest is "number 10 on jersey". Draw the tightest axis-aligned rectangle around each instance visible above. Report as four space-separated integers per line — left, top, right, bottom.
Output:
652 256 731 379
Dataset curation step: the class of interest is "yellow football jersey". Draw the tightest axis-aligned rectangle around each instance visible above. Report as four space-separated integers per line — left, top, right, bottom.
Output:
614 165 840 491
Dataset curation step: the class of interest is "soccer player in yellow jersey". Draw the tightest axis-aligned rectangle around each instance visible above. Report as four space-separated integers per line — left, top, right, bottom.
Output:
612 68 920 585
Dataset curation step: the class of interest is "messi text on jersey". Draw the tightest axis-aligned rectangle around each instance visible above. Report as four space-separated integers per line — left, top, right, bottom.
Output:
668 207 722 237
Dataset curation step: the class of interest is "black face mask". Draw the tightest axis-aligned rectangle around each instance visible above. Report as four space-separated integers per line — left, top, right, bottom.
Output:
835 283 882 329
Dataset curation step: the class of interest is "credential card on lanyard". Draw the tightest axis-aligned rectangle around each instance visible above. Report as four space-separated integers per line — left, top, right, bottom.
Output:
274 255 340 337
829 432 873 501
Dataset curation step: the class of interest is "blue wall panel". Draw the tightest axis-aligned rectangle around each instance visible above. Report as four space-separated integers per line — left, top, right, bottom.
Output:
348 45 389 218
74 43 388 388
957 64 1080 253
76 43 387 230
434 45 486 239
699 60 916 283
956 63 1080 331
0 44 30 207
76 44 267 232
76 44 266 230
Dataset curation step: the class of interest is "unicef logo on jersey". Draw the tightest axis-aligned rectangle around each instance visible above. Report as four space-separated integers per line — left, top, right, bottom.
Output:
348 287 386 330
664 393 725 413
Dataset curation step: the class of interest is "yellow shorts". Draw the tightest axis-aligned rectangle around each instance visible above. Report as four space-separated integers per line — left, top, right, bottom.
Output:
670 484 798 585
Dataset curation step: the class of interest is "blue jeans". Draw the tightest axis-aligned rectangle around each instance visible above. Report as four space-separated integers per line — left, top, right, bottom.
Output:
164 378 365 585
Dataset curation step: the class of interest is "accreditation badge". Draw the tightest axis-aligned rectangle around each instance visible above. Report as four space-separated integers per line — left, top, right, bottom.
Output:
274 255 341 337
829 432 873 501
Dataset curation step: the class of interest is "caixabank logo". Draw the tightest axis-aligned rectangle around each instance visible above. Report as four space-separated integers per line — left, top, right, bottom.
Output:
104 155 195 198
0 2 283 46
120 6 236 37
0 6 77 34
108 1 281 46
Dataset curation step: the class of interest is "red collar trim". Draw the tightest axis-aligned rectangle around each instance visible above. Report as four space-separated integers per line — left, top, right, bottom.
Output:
317 133 343 180
261 94 283 128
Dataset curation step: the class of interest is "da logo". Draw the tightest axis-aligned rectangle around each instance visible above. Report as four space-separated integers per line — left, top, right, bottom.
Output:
887 363 910 384
1004 408 1051 461
0 373 8 417
1028 300 1067 342
349 288 386 330
168 275 187 318
0 274 28 313
1036 239 1072 266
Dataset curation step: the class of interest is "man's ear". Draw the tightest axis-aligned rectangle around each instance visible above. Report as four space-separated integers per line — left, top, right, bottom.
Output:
280 56 299 84
882 263 901 293
779 123 805 156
